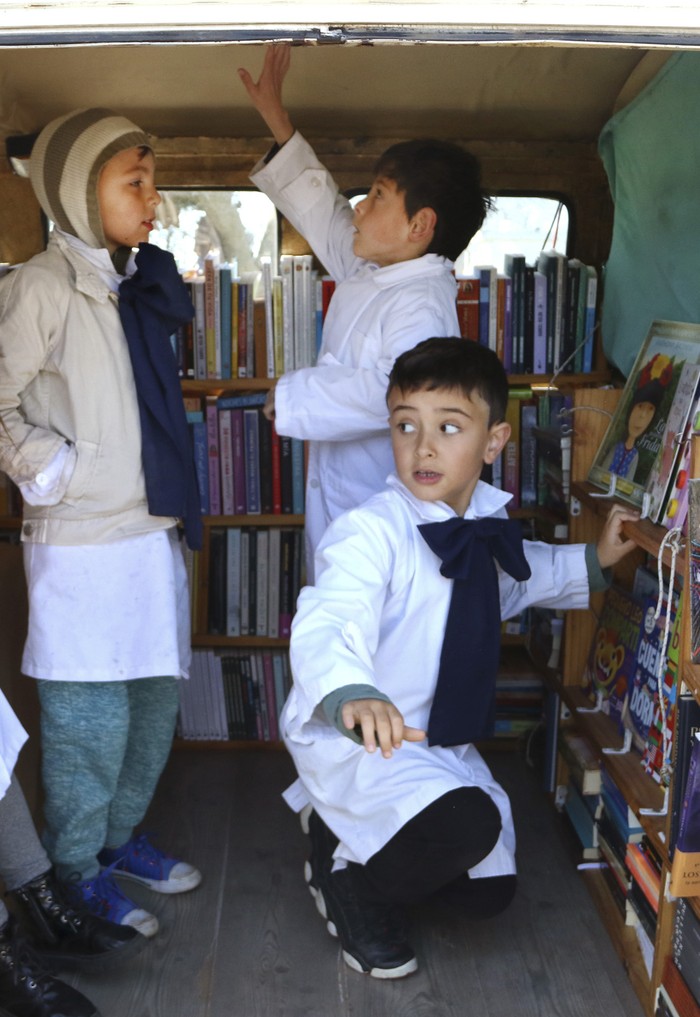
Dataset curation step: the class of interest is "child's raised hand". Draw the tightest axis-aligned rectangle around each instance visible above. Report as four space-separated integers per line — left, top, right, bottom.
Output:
341 698 426 758
237 44 294 146
595 502 641 569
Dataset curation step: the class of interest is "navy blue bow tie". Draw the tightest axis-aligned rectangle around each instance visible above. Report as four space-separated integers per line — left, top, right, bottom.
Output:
418 516 531 747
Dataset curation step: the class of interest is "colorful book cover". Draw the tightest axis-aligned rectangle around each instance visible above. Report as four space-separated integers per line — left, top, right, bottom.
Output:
642 595 682 785
622 592 675 753
582 585 644 729
646 361 700 523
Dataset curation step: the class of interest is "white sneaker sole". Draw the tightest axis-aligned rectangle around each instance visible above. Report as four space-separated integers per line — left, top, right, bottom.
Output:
115 867 202 894
123 907 159 938
318 887 418 979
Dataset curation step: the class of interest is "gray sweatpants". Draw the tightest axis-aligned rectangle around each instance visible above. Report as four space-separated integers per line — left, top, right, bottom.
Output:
0 774 51 926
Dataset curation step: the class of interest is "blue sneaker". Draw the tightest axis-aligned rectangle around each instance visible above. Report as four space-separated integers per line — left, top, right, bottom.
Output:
98 834 202 895
72 867 158 938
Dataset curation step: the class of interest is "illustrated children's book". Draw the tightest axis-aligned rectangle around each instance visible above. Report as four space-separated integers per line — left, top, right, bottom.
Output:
588 320 700 510
621 592 677 754
581 585 645 729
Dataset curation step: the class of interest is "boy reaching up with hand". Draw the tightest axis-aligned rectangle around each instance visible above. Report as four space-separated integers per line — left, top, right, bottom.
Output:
279 337 640 980
239 45 490 576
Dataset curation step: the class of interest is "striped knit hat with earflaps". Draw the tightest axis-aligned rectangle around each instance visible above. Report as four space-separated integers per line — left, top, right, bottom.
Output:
28 107 151 255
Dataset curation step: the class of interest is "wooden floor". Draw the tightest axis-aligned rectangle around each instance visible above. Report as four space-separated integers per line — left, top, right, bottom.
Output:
62 744 645 1017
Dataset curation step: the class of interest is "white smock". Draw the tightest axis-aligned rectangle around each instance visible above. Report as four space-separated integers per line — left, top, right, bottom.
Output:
22 527 191 682
281 475 591 877
17 236 191 684
0 690 28 799
251 133 460 574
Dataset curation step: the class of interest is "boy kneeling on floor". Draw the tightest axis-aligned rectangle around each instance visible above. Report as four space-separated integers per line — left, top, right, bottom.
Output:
280 337 639 978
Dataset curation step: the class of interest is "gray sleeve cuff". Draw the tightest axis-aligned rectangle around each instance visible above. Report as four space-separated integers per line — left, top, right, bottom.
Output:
321 685 393 743
585 542 612 593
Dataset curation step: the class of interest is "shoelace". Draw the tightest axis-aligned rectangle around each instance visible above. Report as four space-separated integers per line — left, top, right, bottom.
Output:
121 833 170 875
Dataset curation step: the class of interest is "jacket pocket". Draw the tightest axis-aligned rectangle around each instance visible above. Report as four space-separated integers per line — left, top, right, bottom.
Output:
62 439 100 505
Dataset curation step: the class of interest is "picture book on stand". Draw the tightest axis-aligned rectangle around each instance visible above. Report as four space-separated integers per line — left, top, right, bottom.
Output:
621 590 677 754
588 320 700 511
581 584 644 730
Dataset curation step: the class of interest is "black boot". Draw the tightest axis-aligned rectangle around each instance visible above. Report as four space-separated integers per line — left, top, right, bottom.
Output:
10 871 145 972
0 916 99 1017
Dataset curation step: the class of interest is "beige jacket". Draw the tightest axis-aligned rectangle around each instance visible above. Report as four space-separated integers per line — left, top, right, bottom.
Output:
0 231 174 544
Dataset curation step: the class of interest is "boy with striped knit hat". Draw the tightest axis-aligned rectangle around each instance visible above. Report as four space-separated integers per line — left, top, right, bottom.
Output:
0 108 202 952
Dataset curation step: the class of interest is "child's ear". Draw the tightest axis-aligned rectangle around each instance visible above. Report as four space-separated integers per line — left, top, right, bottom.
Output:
408 207 437 246
484 421 511 464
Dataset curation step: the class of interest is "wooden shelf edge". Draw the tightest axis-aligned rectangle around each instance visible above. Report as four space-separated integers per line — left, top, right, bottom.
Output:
173 737 286 751
192 635 290 648
558 685 668 859
180 378 274 394
580 868 653 1015
570 481 685 570
203 514 304 526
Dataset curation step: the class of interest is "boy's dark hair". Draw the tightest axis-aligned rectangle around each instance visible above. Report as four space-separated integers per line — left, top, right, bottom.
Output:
374 139 491 262
387 337 509 426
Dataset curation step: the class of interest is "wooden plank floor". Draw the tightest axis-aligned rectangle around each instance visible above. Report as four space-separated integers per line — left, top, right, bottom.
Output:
64 745 645 1017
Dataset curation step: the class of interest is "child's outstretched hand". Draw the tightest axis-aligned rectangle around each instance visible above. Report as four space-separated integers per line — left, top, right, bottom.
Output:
238 44 294 146
595 502 641 569
341 698 426 759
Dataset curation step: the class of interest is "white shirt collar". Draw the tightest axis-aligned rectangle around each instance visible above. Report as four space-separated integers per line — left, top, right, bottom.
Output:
54 228 137 292
386 472 513 521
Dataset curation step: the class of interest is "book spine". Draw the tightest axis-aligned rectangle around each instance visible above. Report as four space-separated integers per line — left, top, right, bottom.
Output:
205 397 221 516
243 408 261 515
262 260 275 379
225 527 241 637
218 408 234 516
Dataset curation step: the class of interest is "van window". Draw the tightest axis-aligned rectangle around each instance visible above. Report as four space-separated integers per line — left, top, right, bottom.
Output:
151 189 279 277
348 191 569 272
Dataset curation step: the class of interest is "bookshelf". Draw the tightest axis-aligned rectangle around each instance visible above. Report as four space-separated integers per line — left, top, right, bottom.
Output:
551 385 700 1017
177 375 304 745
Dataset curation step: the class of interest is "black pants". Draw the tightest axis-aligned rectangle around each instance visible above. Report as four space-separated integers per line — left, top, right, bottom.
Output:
350 787 517 918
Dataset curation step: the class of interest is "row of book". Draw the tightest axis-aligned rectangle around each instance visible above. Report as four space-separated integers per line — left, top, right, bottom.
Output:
186 391 305 517
456 251 598 375
175 255 335 381
491 386 572 516
174 248 598 384
492 646 544 741
559 743 662 976
177 647 291 742
582 571 700 870
657 952 700 1017
206 525 304 639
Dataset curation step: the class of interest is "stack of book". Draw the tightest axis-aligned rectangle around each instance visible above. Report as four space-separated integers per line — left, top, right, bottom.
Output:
558 727 602 861
672 899 700 1013
175 255 335 381
456 252 598 375
207 526 303 639
177 647 292 742
185 392 305 517
596 766 645 924
492 648 544 740
657 954 700 1017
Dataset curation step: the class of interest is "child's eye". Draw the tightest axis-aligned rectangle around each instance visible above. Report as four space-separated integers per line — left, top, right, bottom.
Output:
397 421 416 434
441 423 460 434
